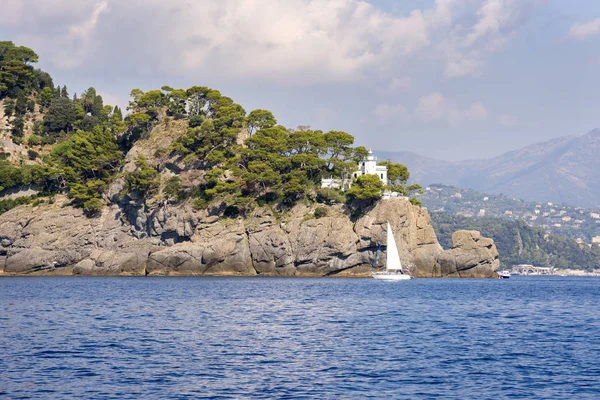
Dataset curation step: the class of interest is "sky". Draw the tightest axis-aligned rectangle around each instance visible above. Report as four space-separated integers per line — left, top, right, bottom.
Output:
1 0 599 161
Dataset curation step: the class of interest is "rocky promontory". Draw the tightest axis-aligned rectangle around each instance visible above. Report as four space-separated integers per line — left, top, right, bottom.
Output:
0 56 500 278
0 195 499 277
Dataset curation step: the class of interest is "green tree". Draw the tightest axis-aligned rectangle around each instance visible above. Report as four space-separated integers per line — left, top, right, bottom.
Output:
32 69 53 91
14 92 27 116
136 90 164 109
88 93 104 117
323 130 357 178
43 97 77 133
80 87 97 113
166 88 187 119
109 106 127 135
186 86 210 116
163 176 183 202
51 126 122 185
10 117 25 143
247 109 276 136
347 174 385 201
3 99 15 117
68 180 106 215
124 155 159 198
0 41 39 98
377 160 422 198
352 146 369 163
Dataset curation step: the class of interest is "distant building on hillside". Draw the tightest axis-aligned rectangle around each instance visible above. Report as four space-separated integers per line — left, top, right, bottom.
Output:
321 149 387 191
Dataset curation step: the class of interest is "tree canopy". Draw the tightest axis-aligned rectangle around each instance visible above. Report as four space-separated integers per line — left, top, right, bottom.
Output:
0 41 49 99
0 41 424 219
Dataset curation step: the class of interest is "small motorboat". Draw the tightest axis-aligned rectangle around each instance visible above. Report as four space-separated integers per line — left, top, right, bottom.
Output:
498 270 511 279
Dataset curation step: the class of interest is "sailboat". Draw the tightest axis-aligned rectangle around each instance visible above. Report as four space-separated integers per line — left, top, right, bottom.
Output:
372 222 412 281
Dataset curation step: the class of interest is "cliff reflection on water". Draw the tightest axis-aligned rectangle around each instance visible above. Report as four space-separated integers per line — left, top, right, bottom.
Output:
1 276 599 399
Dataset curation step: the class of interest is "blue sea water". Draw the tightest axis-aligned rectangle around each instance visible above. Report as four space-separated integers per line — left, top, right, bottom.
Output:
0 276 599 399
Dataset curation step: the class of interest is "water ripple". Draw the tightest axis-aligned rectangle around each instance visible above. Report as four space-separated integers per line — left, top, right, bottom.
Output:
0 276 599 398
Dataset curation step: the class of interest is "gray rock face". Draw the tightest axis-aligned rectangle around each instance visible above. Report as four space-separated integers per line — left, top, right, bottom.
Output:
0 197 499 278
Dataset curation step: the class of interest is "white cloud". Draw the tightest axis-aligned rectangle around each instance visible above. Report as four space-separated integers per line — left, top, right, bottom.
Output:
444 57 482 78
439 0 540 78
568 18 600 41
375 93 493 126
0 0 542 84
416 93 488 124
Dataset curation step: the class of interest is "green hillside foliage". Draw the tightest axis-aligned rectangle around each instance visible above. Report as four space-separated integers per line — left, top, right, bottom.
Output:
431 212 600 270
0 41 420 218
420 184 600 243
0 41 52 99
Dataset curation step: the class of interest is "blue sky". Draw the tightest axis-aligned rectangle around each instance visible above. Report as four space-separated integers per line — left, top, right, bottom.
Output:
1 0 599 160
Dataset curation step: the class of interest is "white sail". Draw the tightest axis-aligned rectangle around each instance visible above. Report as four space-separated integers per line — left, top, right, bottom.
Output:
386 222 403 271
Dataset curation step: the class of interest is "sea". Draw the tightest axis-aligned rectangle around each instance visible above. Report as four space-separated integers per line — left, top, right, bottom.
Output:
0 276 599 399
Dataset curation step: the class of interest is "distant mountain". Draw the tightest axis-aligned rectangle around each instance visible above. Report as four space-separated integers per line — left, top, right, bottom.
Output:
377 129 600 208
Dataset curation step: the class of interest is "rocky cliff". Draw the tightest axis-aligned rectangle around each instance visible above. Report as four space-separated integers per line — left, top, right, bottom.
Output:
0 195 499 277
0 87 500 278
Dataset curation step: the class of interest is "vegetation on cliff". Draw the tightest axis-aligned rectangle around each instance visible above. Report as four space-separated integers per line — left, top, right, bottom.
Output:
0 41 421 217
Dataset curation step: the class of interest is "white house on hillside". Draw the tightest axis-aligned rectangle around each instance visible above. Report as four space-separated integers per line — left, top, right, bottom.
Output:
321 149 387 190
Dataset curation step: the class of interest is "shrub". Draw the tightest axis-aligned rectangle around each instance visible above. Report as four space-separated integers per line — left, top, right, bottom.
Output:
11 117 25 139
317 187 345 205
4 99 15 117
188 114 204 128
409 196 422 207
27 150 38 160
83 198 104 216
26 99 35 113
163 176 183 202
123 155 159 198
154 147 167 158
314 206 328 218
346 174 385 201
192 198 208 210
27 134 43 146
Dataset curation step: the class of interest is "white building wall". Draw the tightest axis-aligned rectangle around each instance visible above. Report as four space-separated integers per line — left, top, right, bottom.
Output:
352 150 387 185
322 149 388 189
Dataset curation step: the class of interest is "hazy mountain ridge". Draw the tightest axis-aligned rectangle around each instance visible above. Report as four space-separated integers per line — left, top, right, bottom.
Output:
377 129 600 208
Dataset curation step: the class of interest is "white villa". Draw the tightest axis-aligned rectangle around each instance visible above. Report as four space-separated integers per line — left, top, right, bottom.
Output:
321 149 388 190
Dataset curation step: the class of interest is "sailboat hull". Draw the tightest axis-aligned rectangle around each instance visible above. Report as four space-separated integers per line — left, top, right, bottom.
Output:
372 272 412 281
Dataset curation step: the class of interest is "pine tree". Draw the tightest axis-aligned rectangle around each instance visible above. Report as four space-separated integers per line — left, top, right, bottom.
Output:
113 105 123 120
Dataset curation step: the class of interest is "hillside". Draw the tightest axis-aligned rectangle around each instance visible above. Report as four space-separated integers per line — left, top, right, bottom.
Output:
0 41 499 278
418 184 600 243
378 130 600 208
431 212 600 271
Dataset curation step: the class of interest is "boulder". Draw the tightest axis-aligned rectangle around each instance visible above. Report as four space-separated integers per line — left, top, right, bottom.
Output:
442 230 500 278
